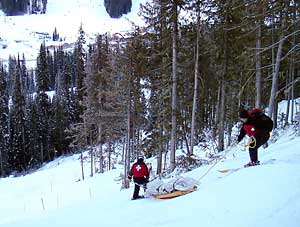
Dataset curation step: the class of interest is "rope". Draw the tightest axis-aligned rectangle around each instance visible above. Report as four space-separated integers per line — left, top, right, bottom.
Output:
245 137 256 148
197 136 257 182
199 149 234 181
198 159 219 181
198 146 233 182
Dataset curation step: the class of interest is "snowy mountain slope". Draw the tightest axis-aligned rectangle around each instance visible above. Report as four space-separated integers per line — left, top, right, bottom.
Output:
0 0 147 66
0 125 300 227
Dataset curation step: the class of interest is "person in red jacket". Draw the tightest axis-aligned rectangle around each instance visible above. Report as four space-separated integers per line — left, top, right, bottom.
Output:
128 157 149 200
237 108 273 167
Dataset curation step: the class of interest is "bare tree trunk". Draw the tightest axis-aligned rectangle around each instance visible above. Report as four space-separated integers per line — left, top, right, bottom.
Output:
121 137 125 163
40 142 44 164
285 68 292 127
81 152 85 181
157 147 162 175
217 81 225 152
123 85 131 188
0 150 3 176
227 120 233 147
268 34 285 119
190 15 200 156
99 144 104 173
291 68 295 124
108 141 111 171
157 126 163 174
213 81 221 141
170 2 178 171
274 99 278 128
164 149 168 172
83 116 88 145
255 21 262 108
268 5 287 120
90 148 94 177
98 124 104 173
290 4 296 124
217 4 228 152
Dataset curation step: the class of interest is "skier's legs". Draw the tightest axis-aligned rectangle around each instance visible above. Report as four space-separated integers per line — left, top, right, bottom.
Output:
248 135 269 162
133 184 140 199
249 147 258 162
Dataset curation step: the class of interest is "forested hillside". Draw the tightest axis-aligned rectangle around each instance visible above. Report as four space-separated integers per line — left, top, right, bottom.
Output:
104 0 132 18
0 0 133 18
0 0 299 181
0 0 47 15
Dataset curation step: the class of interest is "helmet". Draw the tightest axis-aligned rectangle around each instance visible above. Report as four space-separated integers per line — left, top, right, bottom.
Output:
137 156 144 162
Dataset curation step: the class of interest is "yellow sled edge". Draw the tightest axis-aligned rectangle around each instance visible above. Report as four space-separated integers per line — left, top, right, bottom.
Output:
154 184 198 199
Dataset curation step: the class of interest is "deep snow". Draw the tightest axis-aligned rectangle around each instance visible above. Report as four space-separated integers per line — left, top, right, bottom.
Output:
0 125 299 227
1 1 300 226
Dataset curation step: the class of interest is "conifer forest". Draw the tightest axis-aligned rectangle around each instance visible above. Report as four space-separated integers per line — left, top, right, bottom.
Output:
0 0 299 178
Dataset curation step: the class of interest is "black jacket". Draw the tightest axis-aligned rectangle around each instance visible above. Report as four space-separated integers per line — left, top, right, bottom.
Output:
238 116 271 142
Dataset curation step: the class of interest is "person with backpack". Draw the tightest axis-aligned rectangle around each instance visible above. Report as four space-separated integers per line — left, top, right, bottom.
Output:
128 157 149 200
237 108 274 167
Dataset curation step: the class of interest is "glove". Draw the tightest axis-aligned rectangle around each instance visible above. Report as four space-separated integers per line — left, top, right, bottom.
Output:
237 136 242 143
128 176 132 181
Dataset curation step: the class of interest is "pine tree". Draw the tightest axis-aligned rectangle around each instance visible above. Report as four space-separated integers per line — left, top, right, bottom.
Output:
52 27 60 41
140 0 189 171
0 64 9 176
67 24 88 151
73 24 87 123
84 34 126 173
25 97 40 168
7 56 17 96
36 43 50 92
36 43 52 163
51 52 73 156
47 49 55 90
51 94 66 157
9 59 27 172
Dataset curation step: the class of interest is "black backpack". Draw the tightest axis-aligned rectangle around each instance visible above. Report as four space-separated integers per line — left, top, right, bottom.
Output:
249 109 274 132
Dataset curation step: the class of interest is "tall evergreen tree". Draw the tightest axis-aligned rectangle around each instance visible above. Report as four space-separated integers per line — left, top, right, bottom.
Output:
9 59 27 172
140 0 174 173
0 64 9 176
84 34 126 173
25 97 40 168
51 52 73 156
74 24 87 123
7 56 17 96
68 24 88 151
36 43 52 163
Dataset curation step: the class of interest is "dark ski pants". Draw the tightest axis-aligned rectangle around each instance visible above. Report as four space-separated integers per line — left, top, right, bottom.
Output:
249 134 269 162
132 177 148 199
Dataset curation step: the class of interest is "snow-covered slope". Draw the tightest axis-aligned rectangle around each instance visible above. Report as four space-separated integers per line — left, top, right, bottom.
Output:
0 125 299 227
0 0 147 66
1 4 300 225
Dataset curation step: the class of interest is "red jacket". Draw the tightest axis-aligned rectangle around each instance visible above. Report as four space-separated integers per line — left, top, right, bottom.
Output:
129 162 149 179
238 109 272 142
243 124 256 137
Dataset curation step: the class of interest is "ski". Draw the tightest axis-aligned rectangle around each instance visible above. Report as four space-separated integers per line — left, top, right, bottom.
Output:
218 158 276 173
218 167 243 173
